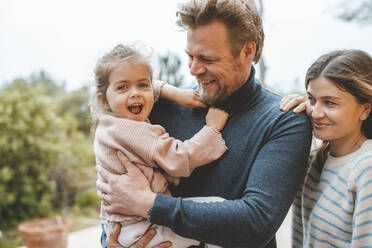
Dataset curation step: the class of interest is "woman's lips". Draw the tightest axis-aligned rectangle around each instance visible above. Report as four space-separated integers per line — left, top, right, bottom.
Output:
313 121 330 129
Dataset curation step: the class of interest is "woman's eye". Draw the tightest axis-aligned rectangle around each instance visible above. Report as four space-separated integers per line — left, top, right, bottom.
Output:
325 100 335 106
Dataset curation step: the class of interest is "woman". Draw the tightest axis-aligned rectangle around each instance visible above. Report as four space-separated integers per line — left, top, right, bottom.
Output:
280 49 372 247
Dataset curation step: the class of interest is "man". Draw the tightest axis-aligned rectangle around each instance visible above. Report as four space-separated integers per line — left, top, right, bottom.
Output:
97 0 312 247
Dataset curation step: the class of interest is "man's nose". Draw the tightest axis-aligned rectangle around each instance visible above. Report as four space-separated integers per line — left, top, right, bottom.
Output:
189 59 206 76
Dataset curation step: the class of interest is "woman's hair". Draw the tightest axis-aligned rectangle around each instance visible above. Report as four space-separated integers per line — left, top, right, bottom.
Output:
90 44 153 132
305 49 372 166
176 0 264 63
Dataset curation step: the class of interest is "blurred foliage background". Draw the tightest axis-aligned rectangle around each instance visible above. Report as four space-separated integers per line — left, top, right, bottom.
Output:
0 52 187 246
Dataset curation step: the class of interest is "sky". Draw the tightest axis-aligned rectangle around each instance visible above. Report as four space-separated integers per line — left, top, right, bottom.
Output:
0 0 371 94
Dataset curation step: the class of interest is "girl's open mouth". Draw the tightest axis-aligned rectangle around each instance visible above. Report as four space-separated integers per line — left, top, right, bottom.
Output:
128 103 143 115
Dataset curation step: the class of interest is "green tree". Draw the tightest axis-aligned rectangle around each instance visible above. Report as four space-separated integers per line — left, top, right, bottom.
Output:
0 73 95 229
157 52 185 87
0 81 62 229
29 71 92 135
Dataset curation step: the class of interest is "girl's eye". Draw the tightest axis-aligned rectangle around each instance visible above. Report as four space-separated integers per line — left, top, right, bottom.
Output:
117 85 128 90
139 83 149 88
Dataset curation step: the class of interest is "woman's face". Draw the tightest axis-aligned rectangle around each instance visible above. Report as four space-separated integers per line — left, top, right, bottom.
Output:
306 77 369 143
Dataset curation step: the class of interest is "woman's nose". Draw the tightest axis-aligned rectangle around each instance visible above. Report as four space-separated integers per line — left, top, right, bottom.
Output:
311 103 325 119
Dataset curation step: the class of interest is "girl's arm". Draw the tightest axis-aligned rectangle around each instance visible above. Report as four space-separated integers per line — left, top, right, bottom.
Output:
153 80 206 109
97 110 228 178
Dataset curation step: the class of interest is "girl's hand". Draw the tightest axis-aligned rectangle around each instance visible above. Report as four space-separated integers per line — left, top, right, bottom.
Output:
280 94 307 113
107 223 172 248
174 89 206 109
206 107 229 131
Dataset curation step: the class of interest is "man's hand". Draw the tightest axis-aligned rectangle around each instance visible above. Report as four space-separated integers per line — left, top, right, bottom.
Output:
107 223 172 248
96 151 157 218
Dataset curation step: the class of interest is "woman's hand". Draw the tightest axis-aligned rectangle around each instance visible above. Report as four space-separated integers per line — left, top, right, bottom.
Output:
107 223 172 248
280 94 307 113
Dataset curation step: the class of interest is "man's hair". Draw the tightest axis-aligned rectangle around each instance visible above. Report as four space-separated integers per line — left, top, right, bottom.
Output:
176 0 264 63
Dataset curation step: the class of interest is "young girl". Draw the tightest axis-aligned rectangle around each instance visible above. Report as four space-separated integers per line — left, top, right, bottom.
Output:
280 49 372 247
91 44 228 247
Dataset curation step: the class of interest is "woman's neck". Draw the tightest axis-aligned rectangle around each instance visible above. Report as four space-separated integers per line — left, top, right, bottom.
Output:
329 131 367 157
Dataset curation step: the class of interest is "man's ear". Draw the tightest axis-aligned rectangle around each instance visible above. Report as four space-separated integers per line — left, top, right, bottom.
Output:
360 102 371 121
239 41 256 63
97 93 111 111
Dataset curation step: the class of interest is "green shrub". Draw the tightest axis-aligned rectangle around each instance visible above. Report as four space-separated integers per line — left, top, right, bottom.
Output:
74 191 100 210
0 81 63 229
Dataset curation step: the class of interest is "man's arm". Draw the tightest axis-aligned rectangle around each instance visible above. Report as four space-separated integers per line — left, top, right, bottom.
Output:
97 112 311 247
149 112 312 247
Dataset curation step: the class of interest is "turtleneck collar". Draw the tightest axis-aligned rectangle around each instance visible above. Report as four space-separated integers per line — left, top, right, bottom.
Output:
214 65 260 116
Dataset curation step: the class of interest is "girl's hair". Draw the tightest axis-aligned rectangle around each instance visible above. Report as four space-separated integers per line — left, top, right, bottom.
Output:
90 44 153 132
305 49 372 166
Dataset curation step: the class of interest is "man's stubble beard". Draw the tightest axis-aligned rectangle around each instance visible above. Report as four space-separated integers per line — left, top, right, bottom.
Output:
198 82 233 106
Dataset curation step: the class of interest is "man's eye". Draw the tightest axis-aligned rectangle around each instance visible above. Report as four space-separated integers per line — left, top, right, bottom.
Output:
325 100 335 106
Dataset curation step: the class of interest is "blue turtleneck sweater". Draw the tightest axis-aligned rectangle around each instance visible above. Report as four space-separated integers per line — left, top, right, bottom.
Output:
148 67 312 247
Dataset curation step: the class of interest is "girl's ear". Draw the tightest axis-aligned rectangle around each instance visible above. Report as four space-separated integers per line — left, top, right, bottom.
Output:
97 93 111 111
360 102 371 121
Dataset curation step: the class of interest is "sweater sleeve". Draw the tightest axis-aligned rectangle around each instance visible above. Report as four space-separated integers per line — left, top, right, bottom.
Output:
351 153 372 247
101 116 227 177
150 112 312 247
153 125 227 177
152 80 166 102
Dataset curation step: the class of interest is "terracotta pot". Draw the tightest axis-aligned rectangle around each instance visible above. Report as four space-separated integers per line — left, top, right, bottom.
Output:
18 217 72 248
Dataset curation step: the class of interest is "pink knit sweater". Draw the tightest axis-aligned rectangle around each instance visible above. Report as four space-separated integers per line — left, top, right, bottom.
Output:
94 114 227 223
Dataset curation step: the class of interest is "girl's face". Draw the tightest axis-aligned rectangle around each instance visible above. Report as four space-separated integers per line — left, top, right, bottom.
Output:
306 77 370 143
103 62 154 122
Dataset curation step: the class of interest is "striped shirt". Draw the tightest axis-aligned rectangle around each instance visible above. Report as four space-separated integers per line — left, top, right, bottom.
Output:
292 139 372 248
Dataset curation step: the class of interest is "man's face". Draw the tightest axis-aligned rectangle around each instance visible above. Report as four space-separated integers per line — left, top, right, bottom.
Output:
186 21 249 105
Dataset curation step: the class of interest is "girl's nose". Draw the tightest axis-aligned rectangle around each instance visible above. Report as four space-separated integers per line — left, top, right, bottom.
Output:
129 87 140 98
